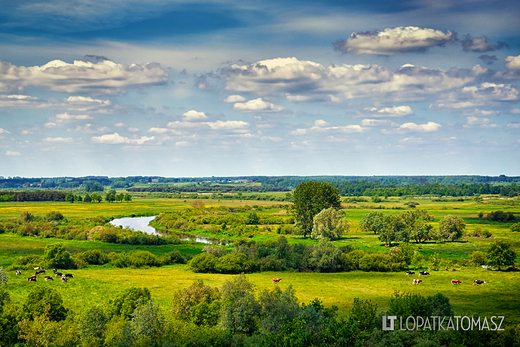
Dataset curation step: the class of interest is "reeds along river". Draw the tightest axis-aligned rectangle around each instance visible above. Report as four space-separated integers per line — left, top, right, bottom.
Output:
109 216 224 244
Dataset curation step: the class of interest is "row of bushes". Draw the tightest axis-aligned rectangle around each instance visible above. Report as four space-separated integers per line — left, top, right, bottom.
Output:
8 247 186 271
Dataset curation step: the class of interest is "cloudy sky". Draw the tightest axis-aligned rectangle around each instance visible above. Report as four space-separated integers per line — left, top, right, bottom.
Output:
1 0 519 177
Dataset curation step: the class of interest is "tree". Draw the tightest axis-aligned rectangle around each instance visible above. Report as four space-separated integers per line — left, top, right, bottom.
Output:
292 181 341 238
510 222 520 232
246 211 259 225
350 298 378 331
65 193 75 203
359 211 384 234
401 209 434 243
43 244 75 269
130 299 165 345
373 214 406 247
258 285 300 334
220 274 261 335
308 238 344 272
84 193 92 203
311 207 349 240
45 211 64 221
105 192 116 203
78 306 107 347
22 287 68 321
487 240 517 270
123 194 132 202
91 193 102 203
107 287 152 320
0 267 7 287
437 215 465 242
171 280 220 323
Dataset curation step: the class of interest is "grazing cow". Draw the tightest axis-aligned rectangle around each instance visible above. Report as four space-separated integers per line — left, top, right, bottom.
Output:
412 279 422 285
16 271 21 275
474 280 486 285
451 279 462 285
61 276 68 283
28 276 37 282
272 278 281 283
65 274 73 278
54 272 63 277
419 271 430 276
44 276 54 281
406 271 415 276
36 270 45 275
33 267 39 270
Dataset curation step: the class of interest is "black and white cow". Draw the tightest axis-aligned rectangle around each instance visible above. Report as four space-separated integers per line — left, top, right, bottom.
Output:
473 280 486 285
419 271 430 276
44 276 54 281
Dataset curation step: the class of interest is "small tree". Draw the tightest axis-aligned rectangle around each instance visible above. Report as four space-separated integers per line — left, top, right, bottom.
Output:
470 251 487 266
311 207 349 240
258 285 300 334
78 306 108 347
350 298 377 331
171 280 220 323
43 244 75 269
0 267 8 287
65 193 75 203
487 240 517 270
437 215 465 242
84 193 92 203
22 287 68 321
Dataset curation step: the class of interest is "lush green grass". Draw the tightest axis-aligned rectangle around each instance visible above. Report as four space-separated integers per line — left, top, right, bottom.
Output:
1 195 520 325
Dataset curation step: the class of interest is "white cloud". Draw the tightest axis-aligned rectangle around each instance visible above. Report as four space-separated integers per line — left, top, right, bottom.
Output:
127 127 139 132
399 136 425 144
222 57 475 103
505 55 520 70
432 82 519 109
0 128 10 134
75 124 110 133
508 123 520 128
167 120 249 131
361 119 395 127
0 59 168 95
291 119 366 135
175 141 190 146
5 150 20 156
91 133 154 145
114 123 125 127
464 116 498 128
233 98 285 112
148 127 170 133
0 94 115 114
42 137 72 142
366 105 413 117
223 95 246 103
182 110 208 121
334 27 456 55
383 121 442 134
55 112 93 121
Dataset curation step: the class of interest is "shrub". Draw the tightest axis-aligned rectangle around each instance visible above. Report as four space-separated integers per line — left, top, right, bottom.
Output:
510 222 520 232
22 287 68 321
215 253 255 274
107 287 151 320
43 244 76 270
0 267 7 286
189 253 217 273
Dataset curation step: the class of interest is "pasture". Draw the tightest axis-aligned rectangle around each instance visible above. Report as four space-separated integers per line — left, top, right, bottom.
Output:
1 194 520 324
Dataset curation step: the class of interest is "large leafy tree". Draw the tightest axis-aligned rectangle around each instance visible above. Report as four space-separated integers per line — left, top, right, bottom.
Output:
22 287 68 321
401 209 434 243
436 215 465 242
487 240 517 270
292 181 341 238
311 207 349 240
43 244 75 269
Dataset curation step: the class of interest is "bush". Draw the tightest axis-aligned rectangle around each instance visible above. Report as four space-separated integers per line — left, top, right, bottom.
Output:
215 253 255 274
43 244 76 270
107 287 151 320
22 287 68 321
0 267 7 286
189 253 218 273
510 222 520 232
7 254 42 271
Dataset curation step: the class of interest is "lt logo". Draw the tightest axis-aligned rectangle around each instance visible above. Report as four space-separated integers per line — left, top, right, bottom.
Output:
382 316 397 331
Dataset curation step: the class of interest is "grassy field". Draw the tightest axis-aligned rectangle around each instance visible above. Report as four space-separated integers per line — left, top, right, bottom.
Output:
1 194 519 325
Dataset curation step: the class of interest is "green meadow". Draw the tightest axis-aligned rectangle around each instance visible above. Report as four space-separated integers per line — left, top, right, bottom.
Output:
1 194 520 323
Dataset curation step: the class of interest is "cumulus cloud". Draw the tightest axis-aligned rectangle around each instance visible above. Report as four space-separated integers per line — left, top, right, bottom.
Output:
148 127 170 134
233 98 285 112
55 112 93 121
465 116 498 128
75 124 110 133
505 55 520 70
432 82 519 109
91 133 154 145
334 26 456 55
365 105 413 117
0 128 10 134
399 136 425 144
508 123 520 128
222 58 476 103
461 35 508 52
5 150 20 156
223 95 246 103
182 110 208 121
0 59 168 95
0 94 115 114
291 119 366 135
167 120 249 131
382 121 441 134
42 137 72 142
361 119 395 127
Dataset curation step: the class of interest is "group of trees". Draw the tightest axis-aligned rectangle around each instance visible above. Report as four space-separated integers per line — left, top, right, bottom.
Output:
66 190 132 203
360 211 465 246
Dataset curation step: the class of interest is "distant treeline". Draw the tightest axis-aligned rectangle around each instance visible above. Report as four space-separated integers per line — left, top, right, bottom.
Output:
0 191 67 202
128 185 287 193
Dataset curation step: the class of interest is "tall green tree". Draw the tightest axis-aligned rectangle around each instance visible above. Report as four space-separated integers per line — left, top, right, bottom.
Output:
22 287 68 321
65 193 75 203
487 240 517 270
436 215 465 242
292 181 341 238
311 207 349 240
43 244 75 269
220 274 260 335
401 209 434 243
78 306 107 347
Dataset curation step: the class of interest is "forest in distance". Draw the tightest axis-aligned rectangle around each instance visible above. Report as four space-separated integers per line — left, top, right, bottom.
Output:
0 178 519 346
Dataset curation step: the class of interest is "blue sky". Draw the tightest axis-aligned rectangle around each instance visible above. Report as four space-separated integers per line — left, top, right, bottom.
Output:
0 0 519 177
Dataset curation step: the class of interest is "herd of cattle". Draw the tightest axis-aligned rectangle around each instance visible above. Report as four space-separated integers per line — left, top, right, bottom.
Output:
405 271 486 286
16 267 73 283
